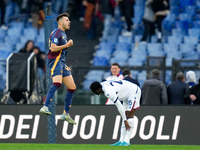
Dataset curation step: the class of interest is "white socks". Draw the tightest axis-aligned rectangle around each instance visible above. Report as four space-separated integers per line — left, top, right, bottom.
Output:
119 118 134 144
119 121 126 142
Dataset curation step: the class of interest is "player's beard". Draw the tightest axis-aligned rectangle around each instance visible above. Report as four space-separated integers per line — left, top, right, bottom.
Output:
64 24 69 30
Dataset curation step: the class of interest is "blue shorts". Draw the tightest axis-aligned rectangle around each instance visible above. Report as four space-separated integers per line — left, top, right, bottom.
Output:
48 59 71 77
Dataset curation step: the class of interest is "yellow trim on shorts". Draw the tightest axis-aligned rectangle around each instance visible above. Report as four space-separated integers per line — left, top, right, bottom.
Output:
51 51 62 76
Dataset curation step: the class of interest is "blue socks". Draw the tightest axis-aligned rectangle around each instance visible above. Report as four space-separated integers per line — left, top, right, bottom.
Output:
44 82 61 107
44 83 75 114
64 89 75 113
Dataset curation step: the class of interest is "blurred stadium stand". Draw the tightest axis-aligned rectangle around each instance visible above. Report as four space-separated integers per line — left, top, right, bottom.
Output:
1 0 200 105
82 0 200 93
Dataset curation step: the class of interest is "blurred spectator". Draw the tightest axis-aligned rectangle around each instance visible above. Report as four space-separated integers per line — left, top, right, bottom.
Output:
105 62 123 105
118 0 134 37
141 69 168 105
0 0 7 29
185 71 197 105
29 0 44 28
43 0 51 11
21 0 32 13
97 0 116 41
32 46 45 71
188 78 200 105
75 0 86 21
83 0 97 39
167 72 190 105
186 70 196 88
152 0 169 42
4 0 21 28
12 0 22 19
19 41 46 91
32 46 46 92
106 62 123 81
19 40 34 53
122 68 140 87
140 0 155 43
53 0 69 14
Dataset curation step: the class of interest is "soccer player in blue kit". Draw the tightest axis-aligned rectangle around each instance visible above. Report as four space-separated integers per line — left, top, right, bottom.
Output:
39 13 76 125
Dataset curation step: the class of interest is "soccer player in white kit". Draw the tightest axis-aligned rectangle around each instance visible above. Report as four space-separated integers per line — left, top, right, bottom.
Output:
90 79 141 146
105 63 123 105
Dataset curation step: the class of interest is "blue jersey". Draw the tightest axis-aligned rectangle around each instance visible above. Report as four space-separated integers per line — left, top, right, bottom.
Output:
47 28 68 62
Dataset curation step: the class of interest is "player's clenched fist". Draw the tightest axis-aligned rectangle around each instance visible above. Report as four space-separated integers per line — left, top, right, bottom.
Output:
66 39 73 48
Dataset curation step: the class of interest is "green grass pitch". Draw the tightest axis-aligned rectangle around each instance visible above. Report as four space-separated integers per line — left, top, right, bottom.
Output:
0 144 200 150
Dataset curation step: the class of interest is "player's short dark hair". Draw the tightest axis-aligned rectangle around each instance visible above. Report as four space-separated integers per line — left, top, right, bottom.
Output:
111 63 120 68
151 69 160 79
56 13 69 22
176 72 185 80
90 81 102 93
122 68 131 76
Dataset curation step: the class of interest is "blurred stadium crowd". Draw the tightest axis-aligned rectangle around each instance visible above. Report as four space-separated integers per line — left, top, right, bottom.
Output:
1 0 200 104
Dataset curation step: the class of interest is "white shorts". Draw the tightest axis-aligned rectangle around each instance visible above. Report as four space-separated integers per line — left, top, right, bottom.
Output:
123 86 141 111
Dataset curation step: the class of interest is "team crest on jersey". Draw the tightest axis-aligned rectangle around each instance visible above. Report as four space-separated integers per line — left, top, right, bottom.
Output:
54 38 58 43
62 36 65 39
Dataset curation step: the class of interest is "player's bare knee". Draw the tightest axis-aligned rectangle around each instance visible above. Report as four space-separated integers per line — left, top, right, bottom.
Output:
67 84 76 90
71 84 76 90
74 84 76 90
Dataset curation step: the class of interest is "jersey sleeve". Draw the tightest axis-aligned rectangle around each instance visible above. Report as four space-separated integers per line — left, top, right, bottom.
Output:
51 30 62 45
51 37 59 45
104 84 127 121
115 100 127 121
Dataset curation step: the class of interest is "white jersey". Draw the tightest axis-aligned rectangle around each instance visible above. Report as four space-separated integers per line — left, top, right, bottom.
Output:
105 75 124 105
101 80 139 102
101 79 141 121
106 74 124 81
